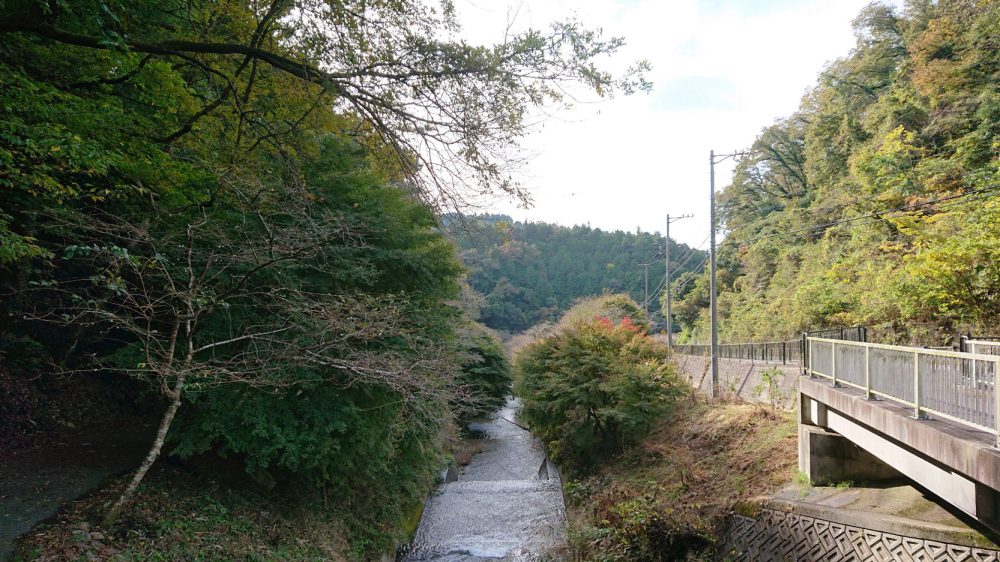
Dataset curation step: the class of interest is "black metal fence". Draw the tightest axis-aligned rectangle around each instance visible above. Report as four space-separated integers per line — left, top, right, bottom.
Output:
801 326 868 369
806 326 867 343
674 340 802 364
673 326 868 367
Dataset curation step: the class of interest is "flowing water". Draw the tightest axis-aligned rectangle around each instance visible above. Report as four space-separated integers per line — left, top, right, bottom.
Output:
403 398 567 561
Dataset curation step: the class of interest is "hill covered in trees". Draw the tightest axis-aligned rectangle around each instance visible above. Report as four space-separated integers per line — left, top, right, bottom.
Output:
671 0 1000 346
448 216 707 333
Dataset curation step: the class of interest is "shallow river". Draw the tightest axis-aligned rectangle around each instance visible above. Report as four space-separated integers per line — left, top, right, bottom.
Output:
403 398 567 561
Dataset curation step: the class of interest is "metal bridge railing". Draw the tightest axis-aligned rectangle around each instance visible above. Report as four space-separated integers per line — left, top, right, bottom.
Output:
966 340 1000 356
807 337 1000 446
959 335 1000 353
672 326 867 368
807 326 868 342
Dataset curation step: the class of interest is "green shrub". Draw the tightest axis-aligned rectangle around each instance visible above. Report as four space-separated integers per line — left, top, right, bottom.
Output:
171 379 447 547
515 298 680 473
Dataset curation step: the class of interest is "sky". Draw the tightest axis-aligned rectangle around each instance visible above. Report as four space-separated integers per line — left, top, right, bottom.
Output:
453 0 894 248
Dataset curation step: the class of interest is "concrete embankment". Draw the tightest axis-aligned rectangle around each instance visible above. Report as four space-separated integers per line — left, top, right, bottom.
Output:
672 352 800 409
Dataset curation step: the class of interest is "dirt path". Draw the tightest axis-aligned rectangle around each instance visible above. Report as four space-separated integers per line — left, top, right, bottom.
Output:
0 424 154 560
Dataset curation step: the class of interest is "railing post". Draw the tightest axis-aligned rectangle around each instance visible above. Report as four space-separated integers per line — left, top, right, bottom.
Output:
864 345 871 399
913 350 922 419
831 341 838 387
808 338 813 378
972 341 978 384
801 332 808 374
995 358 1000 448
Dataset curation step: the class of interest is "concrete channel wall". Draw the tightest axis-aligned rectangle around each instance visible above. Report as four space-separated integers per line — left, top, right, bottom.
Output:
672 353 800 410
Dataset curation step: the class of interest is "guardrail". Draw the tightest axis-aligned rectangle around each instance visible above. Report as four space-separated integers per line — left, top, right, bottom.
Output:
807 337 1000 445
967 340 1000 356
673 339 801 364
959 334 1000 353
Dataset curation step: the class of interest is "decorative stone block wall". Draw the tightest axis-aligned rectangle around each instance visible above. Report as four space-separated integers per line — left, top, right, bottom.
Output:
718 508 1000 561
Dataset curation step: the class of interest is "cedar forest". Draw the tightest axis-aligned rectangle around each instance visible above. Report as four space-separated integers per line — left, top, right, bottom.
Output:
447 215 706 333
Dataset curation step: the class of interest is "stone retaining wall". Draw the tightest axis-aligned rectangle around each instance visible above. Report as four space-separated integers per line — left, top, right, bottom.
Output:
672 353 800 410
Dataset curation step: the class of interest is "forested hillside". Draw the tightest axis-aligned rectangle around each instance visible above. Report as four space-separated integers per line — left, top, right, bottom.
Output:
0 0 643 556
673 0 1000 346
448 216 706 332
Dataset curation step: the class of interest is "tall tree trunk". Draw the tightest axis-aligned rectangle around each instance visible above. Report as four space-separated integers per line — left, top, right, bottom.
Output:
103 371 185 526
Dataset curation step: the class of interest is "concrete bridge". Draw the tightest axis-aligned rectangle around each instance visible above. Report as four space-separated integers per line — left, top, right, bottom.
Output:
799 337 1000 532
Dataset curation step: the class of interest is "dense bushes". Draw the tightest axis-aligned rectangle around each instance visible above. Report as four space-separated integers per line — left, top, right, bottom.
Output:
515 296 681 473
172 380 448 547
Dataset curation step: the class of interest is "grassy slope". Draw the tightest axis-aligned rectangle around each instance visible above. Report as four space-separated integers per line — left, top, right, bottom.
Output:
563 396 797 561
13 466 355 562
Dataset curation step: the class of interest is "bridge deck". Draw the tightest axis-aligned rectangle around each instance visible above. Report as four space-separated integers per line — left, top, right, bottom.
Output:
800 375 1000 494
799 376 1000 516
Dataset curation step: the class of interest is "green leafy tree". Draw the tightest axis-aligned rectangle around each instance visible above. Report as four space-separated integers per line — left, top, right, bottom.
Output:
452 323 512 422
1 0 649 208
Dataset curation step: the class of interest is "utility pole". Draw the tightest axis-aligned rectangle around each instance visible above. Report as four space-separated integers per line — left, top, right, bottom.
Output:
665 213 692 354
643 263 649 317
710 149 746 398
710 150 718 398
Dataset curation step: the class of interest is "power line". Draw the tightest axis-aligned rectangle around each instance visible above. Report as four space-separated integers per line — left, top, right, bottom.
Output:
623 267 644 296
674 186 996 290
669 243 707 278
616 236 711 302
671 254 710 294
666 184 999 348
676 234 711 261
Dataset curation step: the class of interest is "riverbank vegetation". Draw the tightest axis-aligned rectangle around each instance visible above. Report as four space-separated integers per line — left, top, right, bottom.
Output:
512 296 796 560
0 0 644 556
670 0 1000 346
14 465 358 562
564 399 797 561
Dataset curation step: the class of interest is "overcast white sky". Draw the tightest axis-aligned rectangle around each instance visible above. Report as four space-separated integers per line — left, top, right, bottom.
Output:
453 0 894 248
